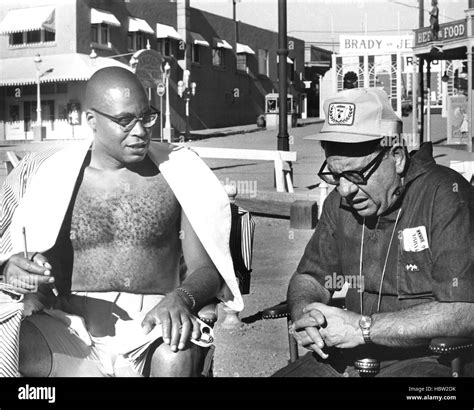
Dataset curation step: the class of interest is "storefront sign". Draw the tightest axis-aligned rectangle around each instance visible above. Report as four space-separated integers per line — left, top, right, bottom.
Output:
447 95 469 145
403 57 441 73
415 19 466 47
131 49 163 89
339 35 412 55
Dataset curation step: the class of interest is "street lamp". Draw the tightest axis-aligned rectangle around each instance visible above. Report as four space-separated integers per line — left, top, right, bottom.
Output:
33 54 53 141
177 69 196 142
163 62 174 142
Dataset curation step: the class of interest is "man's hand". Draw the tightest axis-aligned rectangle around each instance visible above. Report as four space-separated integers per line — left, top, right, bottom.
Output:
304 302 364 349
22 293 46 317
292 308 329 359
2 252 54 294
141 290 201 352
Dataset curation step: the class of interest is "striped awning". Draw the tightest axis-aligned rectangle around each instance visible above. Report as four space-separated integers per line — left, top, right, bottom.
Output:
0 53 132 86
213 38 232 50
236 43 255 55
190 32 209 47
128 17 154 34
0 6 55 35
90 8 121 27
156 23 181 40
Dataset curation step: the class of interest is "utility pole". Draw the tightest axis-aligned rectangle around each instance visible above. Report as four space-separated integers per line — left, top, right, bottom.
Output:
418 0 424 144
277 0 289 151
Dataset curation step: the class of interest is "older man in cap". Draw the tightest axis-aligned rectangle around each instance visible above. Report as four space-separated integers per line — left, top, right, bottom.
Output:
273 87 473 377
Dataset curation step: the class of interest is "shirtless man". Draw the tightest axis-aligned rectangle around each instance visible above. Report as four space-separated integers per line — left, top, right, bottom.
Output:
0 67 237 377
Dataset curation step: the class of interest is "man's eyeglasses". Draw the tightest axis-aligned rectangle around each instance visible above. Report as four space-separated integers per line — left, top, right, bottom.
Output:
317 148 388 186
91 106 159 132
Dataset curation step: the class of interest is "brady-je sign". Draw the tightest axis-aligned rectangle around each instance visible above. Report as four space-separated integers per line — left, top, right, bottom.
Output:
339 35 412 55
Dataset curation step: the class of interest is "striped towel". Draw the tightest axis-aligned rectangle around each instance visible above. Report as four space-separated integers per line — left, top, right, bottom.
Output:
0 284 24 377
229 204 256 295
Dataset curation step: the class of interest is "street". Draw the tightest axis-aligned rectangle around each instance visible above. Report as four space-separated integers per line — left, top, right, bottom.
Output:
188 113 451 197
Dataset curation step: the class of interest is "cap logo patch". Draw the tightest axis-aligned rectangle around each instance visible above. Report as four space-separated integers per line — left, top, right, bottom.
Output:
328 103 355 126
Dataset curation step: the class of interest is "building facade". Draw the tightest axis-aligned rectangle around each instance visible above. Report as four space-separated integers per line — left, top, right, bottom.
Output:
0 0 306 141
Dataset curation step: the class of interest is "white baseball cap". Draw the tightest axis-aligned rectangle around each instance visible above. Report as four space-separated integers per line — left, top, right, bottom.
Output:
305 88 402 143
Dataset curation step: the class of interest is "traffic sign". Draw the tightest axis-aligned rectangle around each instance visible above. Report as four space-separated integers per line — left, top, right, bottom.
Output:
157 82 165 97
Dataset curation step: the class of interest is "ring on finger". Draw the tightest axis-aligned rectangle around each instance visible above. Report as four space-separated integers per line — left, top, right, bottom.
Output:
30 252 39 262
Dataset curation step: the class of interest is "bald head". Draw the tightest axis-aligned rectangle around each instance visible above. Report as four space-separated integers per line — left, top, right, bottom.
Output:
85 67 147 111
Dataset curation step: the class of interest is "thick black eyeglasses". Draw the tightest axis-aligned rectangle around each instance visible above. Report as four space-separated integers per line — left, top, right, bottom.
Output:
318 149 388 186
91 106 159 132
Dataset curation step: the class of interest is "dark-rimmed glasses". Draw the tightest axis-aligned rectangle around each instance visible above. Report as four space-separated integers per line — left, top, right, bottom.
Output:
318 148 388 186
91 106 159 132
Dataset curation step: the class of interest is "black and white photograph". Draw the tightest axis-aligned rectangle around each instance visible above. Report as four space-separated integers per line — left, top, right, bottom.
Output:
0 0 472 408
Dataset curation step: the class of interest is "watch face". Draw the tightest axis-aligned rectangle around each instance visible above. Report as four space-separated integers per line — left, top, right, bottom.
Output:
359 315 372 329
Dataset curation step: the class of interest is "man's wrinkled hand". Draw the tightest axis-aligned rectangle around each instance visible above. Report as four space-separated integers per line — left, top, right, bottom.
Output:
292 308 329 359
2 253 54 294
304 302 363 349
141 291 201 352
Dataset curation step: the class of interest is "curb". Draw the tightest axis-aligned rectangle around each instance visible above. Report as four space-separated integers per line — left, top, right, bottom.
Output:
188 118 324 141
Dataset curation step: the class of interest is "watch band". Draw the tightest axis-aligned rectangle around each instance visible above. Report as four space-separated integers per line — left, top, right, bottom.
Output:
362 327 372 344
359 315 373 344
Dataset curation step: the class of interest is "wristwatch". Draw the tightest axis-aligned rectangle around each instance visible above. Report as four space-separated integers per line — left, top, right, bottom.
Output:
359 315 373 344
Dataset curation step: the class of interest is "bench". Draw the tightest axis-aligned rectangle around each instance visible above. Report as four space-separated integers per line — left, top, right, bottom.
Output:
180 146 297 193
234 190 325 230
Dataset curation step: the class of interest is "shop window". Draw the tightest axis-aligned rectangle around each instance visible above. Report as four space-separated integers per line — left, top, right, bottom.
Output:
258 49 269 76
8 105 20 123
289 58 295 82
24 100 55 132
236 54 247 72
136 32 144 50
10 32 23 45
128 32 145 51
9 29 56 46
212 48 225 68
44 29 55 42
26 30 41 44
192 44 200 63
158 39 173 57
91 24 99 43
91 23 110 45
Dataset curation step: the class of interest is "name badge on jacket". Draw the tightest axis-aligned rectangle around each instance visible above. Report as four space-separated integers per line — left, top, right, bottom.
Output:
400 226 429 252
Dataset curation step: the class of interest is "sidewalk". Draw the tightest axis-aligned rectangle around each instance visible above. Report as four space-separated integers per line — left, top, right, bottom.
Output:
189 117 324 140
185 114 473 201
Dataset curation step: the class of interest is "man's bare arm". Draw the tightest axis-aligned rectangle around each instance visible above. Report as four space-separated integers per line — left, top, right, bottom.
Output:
141 210 222 351
303 300 474 350
287 272 331 322
287 272 333 358
371 301 474 347
178 210 223 308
